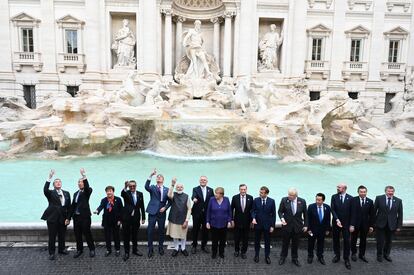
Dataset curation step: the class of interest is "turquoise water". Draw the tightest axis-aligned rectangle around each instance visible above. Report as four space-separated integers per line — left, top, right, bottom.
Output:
0 150 413 222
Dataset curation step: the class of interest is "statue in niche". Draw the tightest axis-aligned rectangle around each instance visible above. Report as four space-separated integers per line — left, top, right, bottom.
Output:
112 19 136 68
174 20 220 84
258 24 283 72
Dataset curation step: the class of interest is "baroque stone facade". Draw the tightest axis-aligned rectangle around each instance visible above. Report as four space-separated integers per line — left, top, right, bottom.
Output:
0 0 413 125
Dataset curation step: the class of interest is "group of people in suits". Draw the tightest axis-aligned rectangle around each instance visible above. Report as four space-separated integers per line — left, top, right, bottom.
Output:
42 169 403 270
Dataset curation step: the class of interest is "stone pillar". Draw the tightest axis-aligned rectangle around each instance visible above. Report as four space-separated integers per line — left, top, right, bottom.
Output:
139 0 159 77
0 1 12 72
211 17 221 64
175 16 185 65
84 0 102 73
407 3 414 70
236 0 256 78
223 11 234 78
162 8 173 78
289 0 307 77
40 0 57 73
367 0 386 82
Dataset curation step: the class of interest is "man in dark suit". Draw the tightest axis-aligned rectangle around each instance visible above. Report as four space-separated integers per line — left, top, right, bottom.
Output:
191 175 214 254
145 169 170 258
70 168 95 258
41 169 71 260
374 185 403 262
349 185 375 263
251 186 276 265
121 179 146 261
331 183 353 270
231 184 253 259
307 193 331 265
278 188 308 267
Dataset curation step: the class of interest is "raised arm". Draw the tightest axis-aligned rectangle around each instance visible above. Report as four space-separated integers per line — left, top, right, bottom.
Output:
168 178 176 200
43 169 55 198
145 169 157 193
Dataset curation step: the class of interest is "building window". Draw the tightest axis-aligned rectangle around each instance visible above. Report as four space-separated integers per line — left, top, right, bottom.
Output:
65 29 78 54
311 38 322 61
23 85 36 109
67 86 79 97
348 92 358 100
22 28 34 52
384 93 396 113
310 91 321 101
350 39 361 62
388 40 399 63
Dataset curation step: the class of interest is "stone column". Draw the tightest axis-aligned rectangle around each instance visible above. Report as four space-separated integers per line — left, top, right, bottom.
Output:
162 8 173 78
367 0 386 82
139 0 159 77
236 0 256 78
289 0 307 77
40 0 57 73
211 17 221 64
84 0 102 73
223 11 235 78
0 1 12 72
175 16 185 65
409 8 414 70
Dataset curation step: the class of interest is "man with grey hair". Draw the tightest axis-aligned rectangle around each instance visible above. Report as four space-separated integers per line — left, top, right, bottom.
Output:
278 188 308 267
41 169 71 260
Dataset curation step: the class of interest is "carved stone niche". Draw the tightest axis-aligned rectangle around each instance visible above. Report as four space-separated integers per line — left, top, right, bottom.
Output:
110 13 137 69
257 18 284 73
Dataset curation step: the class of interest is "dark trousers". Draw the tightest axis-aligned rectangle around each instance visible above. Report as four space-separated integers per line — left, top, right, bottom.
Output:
104 223 120 252
123 218 140 253
211 227 227 256
147 212 166 251
308 231 326 259
280 229 300 259
351 227 368 256
234 226 249 254
376 226 395 257
192 214 208 248
73 215 95 252
332 224 351 260
46 221 66 255
254 228 271 258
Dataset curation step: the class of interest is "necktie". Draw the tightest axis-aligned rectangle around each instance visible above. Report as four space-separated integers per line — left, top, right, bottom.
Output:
158 186 162 202
387 197 391 209
361 198 365 207
340 195 343 204
291 201 296 215
133 193 137 205
58 191 64 206
318 206 323 223
262 199 265 208
202 187 206 201
241 196 245 212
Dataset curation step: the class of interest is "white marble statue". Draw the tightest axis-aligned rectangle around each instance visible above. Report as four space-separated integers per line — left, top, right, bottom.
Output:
258 24 283 72
112 19 136 68
233 79 254 113
174 20 220 83
116 71 142 105
136 77 169 106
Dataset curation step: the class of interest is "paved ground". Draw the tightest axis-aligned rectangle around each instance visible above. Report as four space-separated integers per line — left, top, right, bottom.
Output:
0 242 413 275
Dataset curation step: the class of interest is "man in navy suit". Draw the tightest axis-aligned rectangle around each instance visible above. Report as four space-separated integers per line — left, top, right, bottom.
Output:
191 175 214 254
41 169 71 260
374 185 403 262
307 193 331 265
145 169 170 258
331 183 353 270
349 185 375 263
251 186 276 265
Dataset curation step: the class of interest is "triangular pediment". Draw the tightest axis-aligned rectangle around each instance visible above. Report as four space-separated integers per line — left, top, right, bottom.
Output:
384 26 409 36
10 12 40 23
56 14 84 25
307 24 332 33
345 25 370 35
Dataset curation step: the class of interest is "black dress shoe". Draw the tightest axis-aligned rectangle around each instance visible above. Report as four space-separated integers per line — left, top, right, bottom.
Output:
201 247 210 254
212 253 217 259
123 253 129 261
172 250 179 257
359 255 368 263
266 257 271 264
132 250 143 256
58 250 69 255
307 257 313 264
49 254 56 261
384 255 392 262
73 250 83 258
279 257 286 265
351 254 357 262
182 249 189 257
159 248 165 256
292 259 301 267
332 255 340 263
318 257 326 265
254 256 259 263
148 250 154 258
234 251 240 257
345 260 351 270
105 250 111 257
377 256 383 262
241 253 247 259
191 246 197 254
115 251 120 257
89 250 95 258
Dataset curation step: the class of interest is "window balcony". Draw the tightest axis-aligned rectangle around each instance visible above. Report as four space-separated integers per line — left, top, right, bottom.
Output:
305 60 330 79
12 52 43 72
57 53 86 73
380 62 406 81
342 61 368 80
